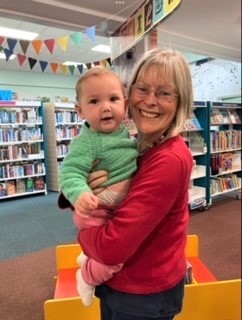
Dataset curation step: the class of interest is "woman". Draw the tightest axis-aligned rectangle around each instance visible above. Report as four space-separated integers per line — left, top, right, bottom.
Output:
78 48 194 320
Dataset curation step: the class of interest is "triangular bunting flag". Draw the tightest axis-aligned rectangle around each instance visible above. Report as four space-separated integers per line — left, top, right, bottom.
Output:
68 65 75 75
32 40 43 55
57 36 69 52
0 46 3 52
7 38 18 52
60 64 68 74
3 48 14 61
85 26 96 42
0 36 5 46
107 58 111 66
44 39 55 54
70 32 83 47
19 40 30 55
85 63 92 70
93 61 100 66
77 64 84 74
28 57 37 70
50 62 58 74
39 60 48 72
17 53 27 66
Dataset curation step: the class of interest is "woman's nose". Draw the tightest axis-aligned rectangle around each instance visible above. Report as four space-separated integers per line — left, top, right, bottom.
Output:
144 91 157 105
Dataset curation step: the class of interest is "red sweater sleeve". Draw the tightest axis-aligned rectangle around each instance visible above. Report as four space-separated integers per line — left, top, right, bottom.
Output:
78 136 193 267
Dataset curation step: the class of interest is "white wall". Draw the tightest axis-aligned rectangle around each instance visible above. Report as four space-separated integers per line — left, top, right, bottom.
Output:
190 59 241 102
0 69 79 101
0 58 241 103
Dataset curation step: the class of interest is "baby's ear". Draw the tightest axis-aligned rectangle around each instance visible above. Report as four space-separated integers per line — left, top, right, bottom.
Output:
75 103 83 117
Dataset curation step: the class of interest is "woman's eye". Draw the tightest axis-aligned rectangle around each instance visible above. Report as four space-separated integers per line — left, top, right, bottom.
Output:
157 90 170 97
138 87 147 93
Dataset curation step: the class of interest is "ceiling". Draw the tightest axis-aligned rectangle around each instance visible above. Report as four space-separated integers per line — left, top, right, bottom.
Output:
0 0 241 75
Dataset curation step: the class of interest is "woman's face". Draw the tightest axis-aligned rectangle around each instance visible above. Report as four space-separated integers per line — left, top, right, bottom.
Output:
129 66 178 139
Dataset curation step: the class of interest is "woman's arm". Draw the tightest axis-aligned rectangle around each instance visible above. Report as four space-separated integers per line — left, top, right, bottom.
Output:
78 147 192 266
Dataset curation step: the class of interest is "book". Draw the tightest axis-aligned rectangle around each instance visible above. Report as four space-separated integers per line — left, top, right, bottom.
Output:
34 177 45 190
16 179 26 193
25 178 34 192
6 180 16 195
228 109 241 124
221 153 233 172
0 182 7 197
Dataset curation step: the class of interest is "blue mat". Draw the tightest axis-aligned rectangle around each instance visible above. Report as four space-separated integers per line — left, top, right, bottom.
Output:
0 192 77 260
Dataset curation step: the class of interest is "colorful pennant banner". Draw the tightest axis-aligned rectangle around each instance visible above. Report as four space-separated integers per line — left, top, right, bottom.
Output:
0 45 111 75
0 24 111 75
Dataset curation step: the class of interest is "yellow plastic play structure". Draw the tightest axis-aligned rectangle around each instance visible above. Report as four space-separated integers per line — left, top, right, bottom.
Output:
44 235 241 320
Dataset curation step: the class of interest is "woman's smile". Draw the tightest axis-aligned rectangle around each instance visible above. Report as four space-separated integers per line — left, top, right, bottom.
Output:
139 109 161 118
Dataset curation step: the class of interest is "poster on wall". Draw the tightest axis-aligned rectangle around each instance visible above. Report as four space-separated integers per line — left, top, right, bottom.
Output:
110 0 181 60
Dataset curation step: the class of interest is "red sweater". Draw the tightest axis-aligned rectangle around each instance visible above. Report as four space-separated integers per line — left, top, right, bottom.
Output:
78 135 193 294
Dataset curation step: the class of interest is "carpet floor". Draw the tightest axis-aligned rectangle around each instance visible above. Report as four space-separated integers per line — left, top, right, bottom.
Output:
0 193 241 320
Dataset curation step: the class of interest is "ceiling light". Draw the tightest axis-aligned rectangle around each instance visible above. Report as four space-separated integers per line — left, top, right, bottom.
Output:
62 61 87 68
0 52 16 60
0 27 38 41
91 45 111 53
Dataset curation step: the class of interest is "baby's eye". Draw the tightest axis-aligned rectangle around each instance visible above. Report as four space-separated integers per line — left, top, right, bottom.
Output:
110 96 120 102
89 99 99 104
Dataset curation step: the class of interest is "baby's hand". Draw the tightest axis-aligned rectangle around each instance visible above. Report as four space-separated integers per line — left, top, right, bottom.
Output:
74 192 99 216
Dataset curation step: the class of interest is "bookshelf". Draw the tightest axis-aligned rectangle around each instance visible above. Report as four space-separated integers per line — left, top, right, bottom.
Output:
208 102 241 200
0 101 47 200
42 102 83 192
182 101 210 210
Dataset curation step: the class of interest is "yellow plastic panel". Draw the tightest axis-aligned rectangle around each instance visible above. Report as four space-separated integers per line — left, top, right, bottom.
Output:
44 296 100 320
56 244 81 270
175 279 241 320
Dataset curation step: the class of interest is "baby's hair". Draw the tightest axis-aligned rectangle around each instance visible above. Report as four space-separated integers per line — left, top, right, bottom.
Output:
75 66 125 101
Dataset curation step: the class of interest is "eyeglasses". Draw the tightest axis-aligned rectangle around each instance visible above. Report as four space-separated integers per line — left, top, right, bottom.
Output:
132 83 177 102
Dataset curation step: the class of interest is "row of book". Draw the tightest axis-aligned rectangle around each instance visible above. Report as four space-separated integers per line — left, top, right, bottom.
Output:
57 142 71 157
55 111 83 124
210 174 241 195
210 152 240 175
0 161 45 179
183 112 202 131
0 177 45 197
210 129 241 152
0 108 40 124
56 126 81 140
0 143 42 161
0 127 43 143
210 108 241 124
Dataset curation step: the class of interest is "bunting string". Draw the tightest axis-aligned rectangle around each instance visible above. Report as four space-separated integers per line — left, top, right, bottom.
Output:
0 45 111 75
0 24 111 75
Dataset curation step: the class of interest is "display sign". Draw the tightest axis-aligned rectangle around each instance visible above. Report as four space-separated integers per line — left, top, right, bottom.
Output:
110 0 181 60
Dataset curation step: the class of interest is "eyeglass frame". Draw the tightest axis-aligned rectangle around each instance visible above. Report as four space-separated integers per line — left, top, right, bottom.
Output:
131 82 178 102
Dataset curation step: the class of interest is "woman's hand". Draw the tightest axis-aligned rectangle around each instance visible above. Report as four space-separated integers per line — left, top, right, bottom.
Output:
87 170 108 195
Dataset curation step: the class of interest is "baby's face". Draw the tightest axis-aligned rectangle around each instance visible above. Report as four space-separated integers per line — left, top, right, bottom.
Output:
76 74 126 133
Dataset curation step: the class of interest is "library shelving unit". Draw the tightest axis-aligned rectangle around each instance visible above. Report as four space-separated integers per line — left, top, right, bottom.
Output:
0 100 47 200
208 101 241 201
42 102 83 192
182 101 210 210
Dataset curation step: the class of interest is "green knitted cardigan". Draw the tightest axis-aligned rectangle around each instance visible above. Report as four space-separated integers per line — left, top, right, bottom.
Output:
59 122 138 205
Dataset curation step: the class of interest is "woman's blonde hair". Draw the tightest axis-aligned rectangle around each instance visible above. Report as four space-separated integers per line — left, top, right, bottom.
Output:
75 66 125 101
127 48 194 137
